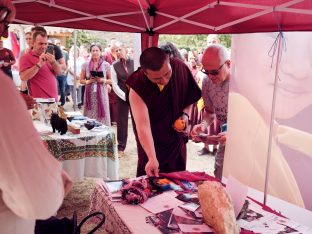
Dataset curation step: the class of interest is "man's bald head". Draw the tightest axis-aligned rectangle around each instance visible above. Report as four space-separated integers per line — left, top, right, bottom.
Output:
207 34 220 45
202 44 229 65
201 44 230 84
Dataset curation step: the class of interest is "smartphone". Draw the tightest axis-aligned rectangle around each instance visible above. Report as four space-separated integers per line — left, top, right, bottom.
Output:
97 71 104 77
46 45 54 54
197 133 208 140
90 71 97 77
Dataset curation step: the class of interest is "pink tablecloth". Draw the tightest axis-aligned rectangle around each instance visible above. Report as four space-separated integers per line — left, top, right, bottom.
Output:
88 175 286 234
89 181 160 234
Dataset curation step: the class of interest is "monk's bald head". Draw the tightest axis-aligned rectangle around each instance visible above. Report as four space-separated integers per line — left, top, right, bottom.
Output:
140 47 168 71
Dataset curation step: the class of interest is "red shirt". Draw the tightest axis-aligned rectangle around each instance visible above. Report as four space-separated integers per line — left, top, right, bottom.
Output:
0 48 15 72
19 51 58 101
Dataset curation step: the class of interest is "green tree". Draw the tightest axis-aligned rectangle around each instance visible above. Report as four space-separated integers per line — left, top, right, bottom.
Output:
67 30 107 49
159 34 231 51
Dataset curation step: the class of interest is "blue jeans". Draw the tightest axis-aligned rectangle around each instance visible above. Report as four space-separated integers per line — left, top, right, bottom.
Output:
68 85 82 104
56 75 67 106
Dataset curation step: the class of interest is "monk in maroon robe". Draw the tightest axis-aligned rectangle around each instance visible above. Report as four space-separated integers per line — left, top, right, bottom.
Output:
126 47 201 177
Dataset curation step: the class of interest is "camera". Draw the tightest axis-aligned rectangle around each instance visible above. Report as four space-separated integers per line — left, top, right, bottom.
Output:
46 45 54 54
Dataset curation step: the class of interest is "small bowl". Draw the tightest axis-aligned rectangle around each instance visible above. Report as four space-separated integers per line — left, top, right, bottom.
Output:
84 122 95 130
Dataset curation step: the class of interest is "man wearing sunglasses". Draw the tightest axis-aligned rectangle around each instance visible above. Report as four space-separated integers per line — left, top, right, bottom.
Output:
191 44 230 180
0 1 72 233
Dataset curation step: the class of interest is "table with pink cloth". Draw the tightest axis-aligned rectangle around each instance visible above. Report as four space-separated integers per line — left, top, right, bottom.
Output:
89 171 312 233
88 172 269 234
34 121 119 181
89 181 160 234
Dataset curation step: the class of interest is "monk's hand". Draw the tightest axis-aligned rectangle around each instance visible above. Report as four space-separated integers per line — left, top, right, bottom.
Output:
145 158 159 177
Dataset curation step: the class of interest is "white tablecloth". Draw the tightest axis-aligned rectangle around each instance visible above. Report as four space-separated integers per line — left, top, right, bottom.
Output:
34 121 119 181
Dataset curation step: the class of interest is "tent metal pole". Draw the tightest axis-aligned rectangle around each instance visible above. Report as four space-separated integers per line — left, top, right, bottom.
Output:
263 33 283 206
154 3 216 31
218 0 305 31
138 0 150 31
72 30 77 111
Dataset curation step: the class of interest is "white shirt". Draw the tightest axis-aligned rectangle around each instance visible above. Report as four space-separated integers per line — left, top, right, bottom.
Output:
111 66 126 101
67 56 84 86
0 71 72 234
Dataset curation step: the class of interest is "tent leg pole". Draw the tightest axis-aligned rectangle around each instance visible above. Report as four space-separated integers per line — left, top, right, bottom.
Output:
263 33 283 206
72 30 77 111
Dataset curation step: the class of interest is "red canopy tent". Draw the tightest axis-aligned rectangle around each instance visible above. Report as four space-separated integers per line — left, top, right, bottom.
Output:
12 0 312 50
11 0 312 223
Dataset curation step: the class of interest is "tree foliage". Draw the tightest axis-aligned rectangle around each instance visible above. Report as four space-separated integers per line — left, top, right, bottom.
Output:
67 30 232 53
67 30 107 49
159 34 231 51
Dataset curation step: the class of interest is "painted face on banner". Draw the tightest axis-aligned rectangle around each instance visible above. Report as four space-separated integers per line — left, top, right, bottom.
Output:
231 32 312 119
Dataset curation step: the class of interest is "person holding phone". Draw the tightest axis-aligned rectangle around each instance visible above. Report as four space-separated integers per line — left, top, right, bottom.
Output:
30 27 67 106
19 30 61 101
0 39 15 79
191 44 230 181
80 43 112 125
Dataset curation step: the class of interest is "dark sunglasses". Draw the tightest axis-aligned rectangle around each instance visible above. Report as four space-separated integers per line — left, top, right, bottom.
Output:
0 7 10 23
0 7 10 37
201 62 226 76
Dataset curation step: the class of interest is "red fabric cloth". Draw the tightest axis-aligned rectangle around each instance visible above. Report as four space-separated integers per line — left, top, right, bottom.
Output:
159 170 218 182
10 32 20 60
14 1 312 35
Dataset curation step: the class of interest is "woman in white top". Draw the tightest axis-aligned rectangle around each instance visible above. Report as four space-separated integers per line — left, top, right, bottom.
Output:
67 46 85 107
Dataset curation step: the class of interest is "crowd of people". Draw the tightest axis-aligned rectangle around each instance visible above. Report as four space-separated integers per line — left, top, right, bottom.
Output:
0 0 232 230
9 24 227 164
3 10 229 178
4 0 310 233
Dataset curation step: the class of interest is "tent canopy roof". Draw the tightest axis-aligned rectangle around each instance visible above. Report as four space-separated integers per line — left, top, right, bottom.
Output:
13 0 312 35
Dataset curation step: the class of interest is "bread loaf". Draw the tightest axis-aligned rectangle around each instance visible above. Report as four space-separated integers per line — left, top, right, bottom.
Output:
198 181 240 234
